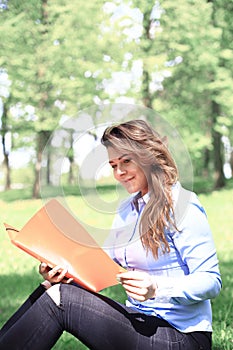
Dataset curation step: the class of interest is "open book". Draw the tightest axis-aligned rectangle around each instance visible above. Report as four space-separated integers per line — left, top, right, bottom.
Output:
4 199 125 292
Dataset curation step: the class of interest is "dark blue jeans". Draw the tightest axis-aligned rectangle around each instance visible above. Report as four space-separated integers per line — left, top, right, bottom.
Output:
0 283 211 350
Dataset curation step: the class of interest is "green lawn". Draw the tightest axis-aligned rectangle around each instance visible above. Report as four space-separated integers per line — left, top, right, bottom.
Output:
0 184 232 349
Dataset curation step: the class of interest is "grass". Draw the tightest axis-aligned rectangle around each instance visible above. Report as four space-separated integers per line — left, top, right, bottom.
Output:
198 184 233 350
0 182 233 349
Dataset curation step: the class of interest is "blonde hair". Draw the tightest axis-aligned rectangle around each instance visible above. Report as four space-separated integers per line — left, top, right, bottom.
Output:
101 119 178 258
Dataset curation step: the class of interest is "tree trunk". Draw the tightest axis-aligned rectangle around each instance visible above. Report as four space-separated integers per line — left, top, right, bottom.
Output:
142 69 152 109
67 132 74 185
1 102 11 190
32 0 50 198
230 151 233 176
46 139 51 185
202 147 210 178
3 149 11 190
32 130 51 198
141 10 153 109
207 1 225 188
211 101 225 188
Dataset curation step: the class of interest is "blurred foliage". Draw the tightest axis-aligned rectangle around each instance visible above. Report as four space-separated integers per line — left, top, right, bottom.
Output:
0 0 232 192
99 0 233 186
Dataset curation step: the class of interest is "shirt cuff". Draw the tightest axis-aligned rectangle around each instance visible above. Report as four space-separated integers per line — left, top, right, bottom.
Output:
41 280 52 290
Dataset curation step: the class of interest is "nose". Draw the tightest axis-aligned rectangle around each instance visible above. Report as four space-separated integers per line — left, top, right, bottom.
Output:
115 165 126 177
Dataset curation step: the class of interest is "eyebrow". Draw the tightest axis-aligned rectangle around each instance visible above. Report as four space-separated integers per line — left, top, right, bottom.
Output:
109 153 129 164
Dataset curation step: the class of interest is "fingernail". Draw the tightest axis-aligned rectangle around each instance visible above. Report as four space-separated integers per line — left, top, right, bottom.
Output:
54 265 62 271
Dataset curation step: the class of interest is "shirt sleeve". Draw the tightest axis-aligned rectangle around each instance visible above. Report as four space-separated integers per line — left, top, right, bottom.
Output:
155 199 222 305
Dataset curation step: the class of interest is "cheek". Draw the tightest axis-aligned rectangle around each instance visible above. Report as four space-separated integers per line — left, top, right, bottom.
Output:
137 167 146 178
113 169 120 181
139 170 149 185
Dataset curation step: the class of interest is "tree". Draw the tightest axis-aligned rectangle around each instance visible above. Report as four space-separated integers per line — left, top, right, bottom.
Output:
102 0 233 188
1 0 232 192
0 0 111 197
0 69 12 190
1 100 11 189
156 0 233 188
207 0 233 187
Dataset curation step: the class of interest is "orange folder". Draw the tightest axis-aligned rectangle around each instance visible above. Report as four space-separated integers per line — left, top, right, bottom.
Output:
4 199 125 292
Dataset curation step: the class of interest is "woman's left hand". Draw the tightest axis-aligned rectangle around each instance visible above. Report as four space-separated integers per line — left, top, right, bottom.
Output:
117 271 157 302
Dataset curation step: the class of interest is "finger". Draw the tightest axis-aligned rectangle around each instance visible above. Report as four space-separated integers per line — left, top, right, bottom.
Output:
48 266 66 279
117 271 146 281
40 265 65 283
39 262 48 274
125 290 147 302
119 277 152 291
120 278 147 288
122 283 148 296
48 273 66 284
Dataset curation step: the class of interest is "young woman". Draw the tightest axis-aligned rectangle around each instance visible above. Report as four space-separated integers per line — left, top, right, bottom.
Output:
0 119 221 350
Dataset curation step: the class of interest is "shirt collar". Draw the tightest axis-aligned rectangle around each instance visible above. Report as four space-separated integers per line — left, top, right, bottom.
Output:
131 182 180 212
171 181 181 205
131 191 150 212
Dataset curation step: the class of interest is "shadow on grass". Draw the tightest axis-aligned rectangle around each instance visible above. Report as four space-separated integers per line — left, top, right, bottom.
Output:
193 177 233 195
0 184 119 202
0 270 41 325
0 270 126 350
0 270 86 349
1 177 232 202
0 270 126 322
0 187 34 202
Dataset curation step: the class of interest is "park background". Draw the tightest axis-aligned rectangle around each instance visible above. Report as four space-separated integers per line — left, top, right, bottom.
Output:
0 1 233 349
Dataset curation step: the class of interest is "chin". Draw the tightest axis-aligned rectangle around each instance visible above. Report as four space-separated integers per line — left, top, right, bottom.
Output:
126 187 139 194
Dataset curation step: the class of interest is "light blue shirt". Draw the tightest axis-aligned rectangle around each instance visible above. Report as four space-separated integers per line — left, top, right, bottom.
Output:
104 182 222 333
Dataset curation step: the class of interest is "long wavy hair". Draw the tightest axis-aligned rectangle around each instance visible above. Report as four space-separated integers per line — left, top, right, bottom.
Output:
101 119 179 258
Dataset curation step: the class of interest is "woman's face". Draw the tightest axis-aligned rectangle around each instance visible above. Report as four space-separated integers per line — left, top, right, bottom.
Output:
107 147 148 196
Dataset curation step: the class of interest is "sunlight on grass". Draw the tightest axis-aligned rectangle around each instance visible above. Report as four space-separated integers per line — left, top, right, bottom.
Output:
199 188 233 350
0 185 233 349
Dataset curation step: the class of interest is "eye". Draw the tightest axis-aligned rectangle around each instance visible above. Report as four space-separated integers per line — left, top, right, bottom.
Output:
110 164 117 169
123 158 131 164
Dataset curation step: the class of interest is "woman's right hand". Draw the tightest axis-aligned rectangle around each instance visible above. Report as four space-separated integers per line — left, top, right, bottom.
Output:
39 262 73 285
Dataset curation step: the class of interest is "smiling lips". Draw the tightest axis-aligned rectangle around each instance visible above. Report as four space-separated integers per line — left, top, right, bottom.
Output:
121 176 135 185
122 177 134 184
